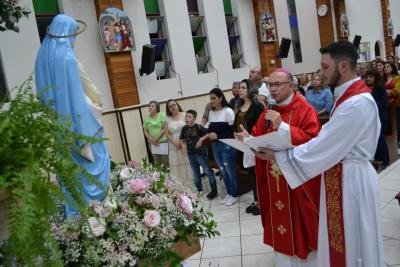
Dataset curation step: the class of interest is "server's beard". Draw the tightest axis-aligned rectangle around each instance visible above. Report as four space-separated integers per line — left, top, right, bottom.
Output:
328 65 341 89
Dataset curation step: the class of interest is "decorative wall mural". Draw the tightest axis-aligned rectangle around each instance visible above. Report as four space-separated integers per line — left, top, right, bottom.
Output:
99 7 135 53
340 14 349 38
260 12 277 43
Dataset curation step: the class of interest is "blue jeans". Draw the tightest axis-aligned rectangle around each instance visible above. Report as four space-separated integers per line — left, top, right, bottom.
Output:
212 142 237 197
188 152 217 193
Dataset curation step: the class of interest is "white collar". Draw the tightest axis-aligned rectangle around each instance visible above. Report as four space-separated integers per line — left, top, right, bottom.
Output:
277 93 294 106
333 77 361 100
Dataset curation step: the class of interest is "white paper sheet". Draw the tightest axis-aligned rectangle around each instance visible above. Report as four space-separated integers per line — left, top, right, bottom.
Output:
220 132 293 155
151 142 169 155
243 132 293 151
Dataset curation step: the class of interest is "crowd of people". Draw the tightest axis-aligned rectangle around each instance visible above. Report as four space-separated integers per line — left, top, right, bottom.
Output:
142 41 399 267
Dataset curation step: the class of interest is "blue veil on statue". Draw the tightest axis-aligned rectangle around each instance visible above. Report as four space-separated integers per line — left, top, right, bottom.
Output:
35 14 110 216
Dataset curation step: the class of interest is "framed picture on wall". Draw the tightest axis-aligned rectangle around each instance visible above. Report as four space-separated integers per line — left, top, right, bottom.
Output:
99 7 136 53
340 14 349 38
359 42 371 62
260 12 277 43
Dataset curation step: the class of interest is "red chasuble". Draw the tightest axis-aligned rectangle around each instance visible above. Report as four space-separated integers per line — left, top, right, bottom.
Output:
252 92 321 259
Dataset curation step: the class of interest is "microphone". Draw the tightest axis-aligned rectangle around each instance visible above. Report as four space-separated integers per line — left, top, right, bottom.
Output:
265 98 277 129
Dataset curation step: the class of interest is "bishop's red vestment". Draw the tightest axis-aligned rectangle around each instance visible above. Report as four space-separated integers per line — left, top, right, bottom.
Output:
251 92 321 259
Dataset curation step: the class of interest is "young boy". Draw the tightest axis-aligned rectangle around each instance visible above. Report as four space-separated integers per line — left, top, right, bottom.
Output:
180 110 217 200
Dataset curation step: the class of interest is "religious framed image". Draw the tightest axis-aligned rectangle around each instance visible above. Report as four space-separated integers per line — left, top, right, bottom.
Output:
99 7 136 53
260 12 277 43
340 14 349 38
359 42 371 62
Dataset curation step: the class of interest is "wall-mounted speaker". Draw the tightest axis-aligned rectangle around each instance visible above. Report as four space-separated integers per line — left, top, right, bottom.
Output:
394 34 400 47
353 35 362 50
140 44 156 76
278 38 291 59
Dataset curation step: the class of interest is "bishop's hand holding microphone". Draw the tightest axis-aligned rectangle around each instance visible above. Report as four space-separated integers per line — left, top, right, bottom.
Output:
265 97 278 129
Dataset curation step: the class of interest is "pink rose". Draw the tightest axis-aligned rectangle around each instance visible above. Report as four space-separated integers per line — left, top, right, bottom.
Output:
126 179 147 194
177 195 193 215
142 210 161 228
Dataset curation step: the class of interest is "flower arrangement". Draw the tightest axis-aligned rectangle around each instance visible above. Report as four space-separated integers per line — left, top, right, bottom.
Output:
0 0 30 32
51 160 219 266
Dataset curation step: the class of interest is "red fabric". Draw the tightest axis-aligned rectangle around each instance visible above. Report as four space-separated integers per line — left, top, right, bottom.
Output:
332 79 372 115
385 79 395 102
252 93 321 259
324 163 346 267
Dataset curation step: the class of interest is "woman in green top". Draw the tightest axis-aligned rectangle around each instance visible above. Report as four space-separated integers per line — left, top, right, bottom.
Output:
143 101 169 169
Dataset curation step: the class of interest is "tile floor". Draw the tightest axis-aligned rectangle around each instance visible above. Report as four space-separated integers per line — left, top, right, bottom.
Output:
184 159 400 267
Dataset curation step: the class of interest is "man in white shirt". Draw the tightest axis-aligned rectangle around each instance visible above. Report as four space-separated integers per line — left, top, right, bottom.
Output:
254 41 385 267
250 66 270 105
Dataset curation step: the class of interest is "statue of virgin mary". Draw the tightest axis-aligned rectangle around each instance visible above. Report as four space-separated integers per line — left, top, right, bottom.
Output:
35 14 110 216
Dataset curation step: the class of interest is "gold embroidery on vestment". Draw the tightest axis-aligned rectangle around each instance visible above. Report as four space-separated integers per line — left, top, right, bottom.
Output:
325 165 344 253
277 224 287 235
275 200 285 211
270 161 282 192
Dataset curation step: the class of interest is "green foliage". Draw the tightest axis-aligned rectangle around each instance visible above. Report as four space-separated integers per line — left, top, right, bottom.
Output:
0 0 31 32
0 77 98 266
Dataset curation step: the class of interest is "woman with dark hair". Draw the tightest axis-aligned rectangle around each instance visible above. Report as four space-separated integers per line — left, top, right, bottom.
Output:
165 99 193 187
143 100 169 169
197 88 238 206
234 79 264 215
384 61 400 146
384 61 399 97
366 69 389 168
375 59 385 78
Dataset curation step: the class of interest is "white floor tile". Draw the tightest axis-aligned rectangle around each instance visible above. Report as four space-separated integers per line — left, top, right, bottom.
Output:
211 221 240 239
200 256 242 267
380 178 400 191
211 207 239 223
380 189 397 203
239 206 261 221
210 198 239 211
384 239 400 265
242 253 274 267
240 219 264 236
241 234 273 255
382 217 400 240
202 237 241 258
382 204 400 221
184 259 200 267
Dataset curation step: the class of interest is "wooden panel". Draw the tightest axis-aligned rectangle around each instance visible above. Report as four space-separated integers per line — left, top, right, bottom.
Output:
252 0 280 77
315 0 335 48
94 0 140 108
380 0 394 56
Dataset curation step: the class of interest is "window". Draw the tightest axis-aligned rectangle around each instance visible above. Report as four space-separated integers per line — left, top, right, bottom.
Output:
224 0 242 69
187 0 211 73
33 0 60 42
145 0 172 79
286 0 302 63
